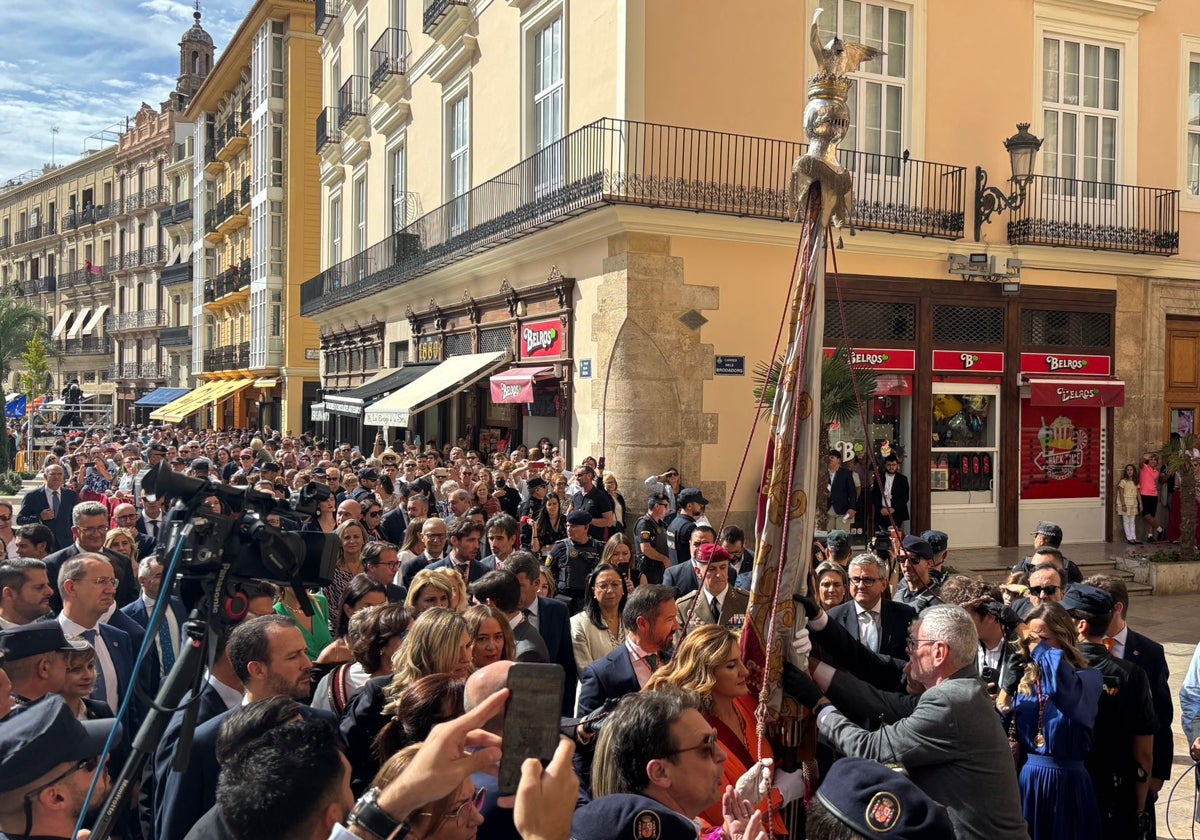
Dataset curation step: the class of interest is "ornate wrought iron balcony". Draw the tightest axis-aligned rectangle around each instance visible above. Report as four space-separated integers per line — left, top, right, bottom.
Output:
105 310 167 332
315 0 341 35
59 265 110 289
0 235 9 249
55 337 111 356
161 263 193 287
204 341 250 371
317 107 342 153
1006 175 1180 255
423 0 468 33
160 199 192 227
338 75 368 129
14 217 55 245
204 259 250 302
140 361 164 379
370 28 408 91
301 117 968 316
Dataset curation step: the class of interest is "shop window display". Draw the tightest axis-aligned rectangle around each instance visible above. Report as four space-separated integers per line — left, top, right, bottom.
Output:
931 392 996 502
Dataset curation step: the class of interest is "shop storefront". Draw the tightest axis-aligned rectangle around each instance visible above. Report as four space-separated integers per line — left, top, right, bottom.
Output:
824 277 1115 547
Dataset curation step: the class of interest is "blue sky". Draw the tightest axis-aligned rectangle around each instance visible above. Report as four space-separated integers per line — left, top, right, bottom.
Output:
0 0 250 179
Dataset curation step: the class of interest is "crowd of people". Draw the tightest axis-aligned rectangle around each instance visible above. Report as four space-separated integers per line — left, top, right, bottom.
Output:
0 425 1186 840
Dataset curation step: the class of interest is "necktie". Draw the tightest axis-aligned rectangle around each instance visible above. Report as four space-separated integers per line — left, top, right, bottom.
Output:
521 608 533 619
644 653 659 671
149 520 159 540
861 611 880 652
80 629 108 705
51 490 60 517
711 596 721 623
158 612 176 673
1103 637 1116 653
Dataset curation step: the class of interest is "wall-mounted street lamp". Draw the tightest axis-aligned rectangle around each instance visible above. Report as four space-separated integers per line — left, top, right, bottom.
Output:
973 123 1043 241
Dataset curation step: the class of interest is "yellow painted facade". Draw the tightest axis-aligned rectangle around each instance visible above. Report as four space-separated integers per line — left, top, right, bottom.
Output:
301 0 1200 546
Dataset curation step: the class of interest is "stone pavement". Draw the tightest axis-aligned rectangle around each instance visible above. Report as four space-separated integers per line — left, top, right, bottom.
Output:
938 540 1200 837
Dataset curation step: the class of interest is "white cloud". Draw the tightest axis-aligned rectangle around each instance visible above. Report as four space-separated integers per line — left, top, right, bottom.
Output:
0 0 252 176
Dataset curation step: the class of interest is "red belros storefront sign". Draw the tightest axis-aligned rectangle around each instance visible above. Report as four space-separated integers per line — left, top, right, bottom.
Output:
1020 353 1112 376
519 318 565 361
822 347 916 371
932 350 1005 373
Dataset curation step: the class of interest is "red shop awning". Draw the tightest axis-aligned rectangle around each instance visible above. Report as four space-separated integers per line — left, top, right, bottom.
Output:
489 366 556 403
1027 377 1125 408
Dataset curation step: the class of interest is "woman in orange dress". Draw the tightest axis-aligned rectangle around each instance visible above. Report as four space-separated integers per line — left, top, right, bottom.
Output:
644 625 801 834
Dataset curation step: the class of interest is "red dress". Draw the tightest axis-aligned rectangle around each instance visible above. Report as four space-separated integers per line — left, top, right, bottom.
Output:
701 695 786 835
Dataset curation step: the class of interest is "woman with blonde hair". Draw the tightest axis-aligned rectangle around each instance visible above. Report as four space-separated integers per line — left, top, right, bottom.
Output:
406 569 455 614
104 527 140 566
321 518 369 634
464 603 514 667
431 567 469 613
644 624 799 833
1005 601 1102 840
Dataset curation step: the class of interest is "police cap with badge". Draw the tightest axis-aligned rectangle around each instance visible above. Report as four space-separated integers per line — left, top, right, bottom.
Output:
567 509 593 526
0 695 119 794
825 529 851 557
921 529 949 556
676 488 708 507
526 476 548 490
815 757 955 839
571 794 697 840
0 623 88 662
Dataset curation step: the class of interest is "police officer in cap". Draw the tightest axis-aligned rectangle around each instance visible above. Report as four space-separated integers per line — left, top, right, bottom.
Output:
548 510 605 613
518 476 548 550
665 488 707 566
0 624 88 714
634 494 672 585
0 695 118 839
921 529 951 585
809 757 955 839
893 535 942 612
1060 583 1157 839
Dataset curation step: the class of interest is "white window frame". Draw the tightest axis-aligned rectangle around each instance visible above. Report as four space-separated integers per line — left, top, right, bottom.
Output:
1181 37 1200 210
388 141 408 232
329 192 343 268
528 10 565 196
445 82 471 237
353 171 368 254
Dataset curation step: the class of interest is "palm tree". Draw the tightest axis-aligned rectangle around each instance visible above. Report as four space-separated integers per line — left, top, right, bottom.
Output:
753 345 877 529
1161 434 1200 562
0 296 47 474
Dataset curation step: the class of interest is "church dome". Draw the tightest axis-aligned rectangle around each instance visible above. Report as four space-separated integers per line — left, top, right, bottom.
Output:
182 10 213 46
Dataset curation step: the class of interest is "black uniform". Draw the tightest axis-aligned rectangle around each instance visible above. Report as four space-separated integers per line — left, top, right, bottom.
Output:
1078 640 1157 840
634 513 669 584
893 579 943 613
665 512 698 566
572 486 614 543
518 495 545 550
547 536 604 613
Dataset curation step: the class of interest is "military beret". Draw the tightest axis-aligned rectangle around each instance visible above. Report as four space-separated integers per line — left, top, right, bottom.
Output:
1060 583 1113 615
901 535 934 561
566 510 593 526
816 757 955 838
693 543 732 565
0 696 119 794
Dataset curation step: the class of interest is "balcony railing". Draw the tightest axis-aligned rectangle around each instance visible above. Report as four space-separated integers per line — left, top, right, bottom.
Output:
217 113 246 150
83 204 110 225
1006 175 1180 256
106 199 123 219
205 209 219 235
301 117 968 315
105 310 168 331
59 265 109 289
204 259 250 302
204 341 250 372
315 0 341 34
121 252 139 269
338 75 368 128
140 361 164 379
141 185 170 208
24 275 56 295
121 362 139 379
423 0 468 33
370 28 408 91
160 325 191 347
106 256 121 272
14 218 55 245
160 199 193 227
161 262 193 287
0 235 10 249
62 210 79 230
55 337 111 356
317 107 342 153
240 177 250 207
141 245 166 265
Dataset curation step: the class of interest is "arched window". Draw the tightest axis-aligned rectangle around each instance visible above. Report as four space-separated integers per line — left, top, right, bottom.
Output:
192 51 199 73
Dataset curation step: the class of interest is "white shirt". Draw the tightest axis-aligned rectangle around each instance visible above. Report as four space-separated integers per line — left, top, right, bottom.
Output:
853 600 882 652
882 473 895 507
625 637 659 687
59 612 119 714
705 585 729 616
0 614 21 630
524 596 541 631
142 515 164 542
979 637 1005 673
207 672 244 709
1108 624 1129 660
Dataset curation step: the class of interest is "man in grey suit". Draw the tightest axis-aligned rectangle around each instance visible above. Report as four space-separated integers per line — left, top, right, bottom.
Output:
786 604 1027 840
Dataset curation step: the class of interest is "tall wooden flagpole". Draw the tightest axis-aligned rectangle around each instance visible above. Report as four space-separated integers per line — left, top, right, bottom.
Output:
742 9 878 730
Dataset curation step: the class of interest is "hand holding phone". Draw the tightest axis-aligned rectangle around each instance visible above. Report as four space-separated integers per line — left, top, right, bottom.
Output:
499 663 565 795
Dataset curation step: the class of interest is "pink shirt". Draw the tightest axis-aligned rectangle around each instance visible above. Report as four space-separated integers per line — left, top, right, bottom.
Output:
1139 464 1160 495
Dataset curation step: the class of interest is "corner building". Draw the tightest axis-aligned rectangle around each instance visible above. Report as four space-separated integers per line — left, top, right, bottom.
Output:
170 0 321 433
303 0 1200 547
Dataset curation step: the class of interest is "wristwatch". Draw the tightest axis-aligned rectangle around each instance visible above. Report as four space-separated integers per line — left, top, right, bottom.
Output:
347 787 411 840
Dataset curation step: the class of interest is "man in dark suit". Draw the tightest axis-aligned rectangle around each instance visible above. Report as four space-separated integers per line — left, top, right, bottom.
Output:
826 449 858 530
361 541 406 603
828 553 916 667
504 552 577 716
399 515 449 588
55 553 138 722
138 492 167 545
43 501 138 612
427 517 491 585
122 555 187 685
869 454 910 533
663 526 717 598
16 462 76 553
156 614 330 840
1087 574 1173 831
578 584 680 717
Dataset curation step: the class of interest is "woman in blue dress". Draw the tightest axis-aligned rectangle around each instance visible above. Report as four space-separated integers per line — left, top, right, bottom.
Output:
1007 602 1104 839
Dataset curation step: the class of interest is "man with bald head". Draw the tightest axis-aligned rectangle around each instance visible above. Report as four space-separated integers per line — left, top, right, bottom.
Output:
112 502 156 559
337 499 363 526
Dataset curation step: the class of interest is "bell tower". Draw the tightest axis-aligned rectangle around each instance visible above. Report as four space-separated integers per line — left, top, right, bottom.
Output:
172 2 214 110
